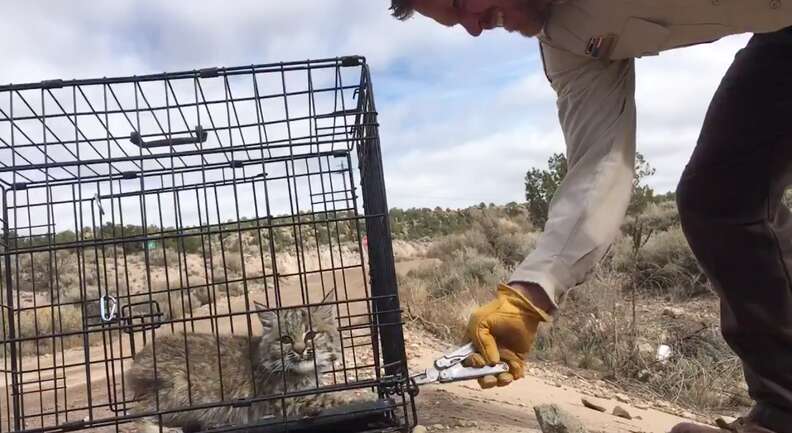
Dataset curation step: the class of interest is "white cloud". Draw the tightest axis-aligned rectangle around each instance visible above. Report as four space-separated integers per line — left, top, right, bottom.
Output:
0 1 758 215
634 34 751 194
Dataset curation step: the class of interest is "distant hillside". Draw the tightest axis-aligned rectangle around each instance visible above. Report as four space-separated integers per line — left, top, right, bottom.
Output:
389 202 531 241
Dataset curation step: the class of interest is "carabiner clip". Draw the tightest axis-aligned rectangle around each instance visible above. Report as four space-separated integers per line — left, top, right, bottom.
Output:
99 295 117 322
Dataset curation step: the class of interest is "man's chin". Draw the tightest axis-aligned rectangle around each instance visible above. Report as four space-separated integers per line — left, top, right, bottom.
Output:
502 18 543 37
504 25 542 38
517 27 542 37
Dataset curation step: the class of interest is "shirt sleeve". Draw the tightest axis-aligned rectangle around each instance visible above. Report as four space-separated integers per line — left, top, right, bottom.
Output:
509 41 637 306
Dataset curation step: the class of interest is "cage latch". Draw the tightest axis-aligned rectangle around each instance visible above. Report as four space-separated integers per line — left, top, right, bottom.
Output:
99 295 118 322
121 300 163 334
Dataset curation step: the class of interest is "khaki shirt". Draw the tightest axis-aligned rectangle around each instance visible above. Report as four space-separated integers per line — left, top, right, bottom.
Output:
509 0 792 305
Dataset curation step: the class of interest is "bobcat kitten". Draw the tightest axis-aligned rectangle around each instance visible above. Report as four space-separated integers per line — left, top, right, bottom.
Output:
127 297 343 432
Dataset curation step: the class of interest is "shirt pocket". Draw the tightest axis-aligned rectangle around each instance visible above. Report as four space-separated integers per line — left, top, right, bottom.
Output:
609 17 671 59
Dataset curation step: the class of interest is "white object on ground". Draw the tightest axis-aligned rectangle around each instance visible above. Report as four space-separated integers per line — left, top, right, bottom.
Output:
656 345 672 364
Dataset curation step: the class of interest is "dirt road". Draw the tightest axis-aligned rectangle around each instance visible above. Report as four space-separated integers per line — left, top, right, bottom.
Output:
3 259 711 433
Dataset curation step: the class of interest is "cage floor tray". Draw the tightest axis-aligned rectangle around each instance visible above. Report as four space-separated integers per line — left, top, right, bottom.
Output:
233 399 400 433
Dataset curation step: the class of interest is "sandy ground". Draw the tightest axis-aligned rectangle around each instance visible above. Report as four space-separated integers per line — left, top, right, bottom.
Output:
405 328 700 433
2 258 716 433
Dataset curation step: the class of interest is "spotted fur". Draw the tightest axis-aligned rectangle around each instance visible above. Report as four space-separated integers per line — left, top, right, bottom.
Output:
127 296 347 431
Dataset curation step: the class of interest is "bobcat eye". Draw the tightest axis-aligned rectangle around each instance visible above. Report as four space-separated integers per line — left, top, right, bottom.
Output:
279 335 293 344
304 331 315 342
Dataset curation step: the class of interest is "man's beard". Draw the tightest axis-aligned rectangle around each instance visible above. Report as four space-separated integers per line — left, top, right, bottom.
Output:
509 0 550 37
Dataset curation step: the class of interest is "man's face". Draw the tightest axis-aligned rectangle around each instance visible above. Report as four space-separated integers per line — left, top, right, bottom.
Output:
411 0 548 37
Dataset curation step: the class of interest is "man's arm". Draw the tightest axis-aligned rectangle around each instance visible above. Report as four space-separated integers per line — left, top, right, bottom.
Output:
510 42 637 307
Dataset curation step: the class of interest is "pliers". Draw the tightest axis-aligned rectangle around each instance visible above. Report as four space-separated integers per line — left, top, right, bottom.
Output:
410 343 509 385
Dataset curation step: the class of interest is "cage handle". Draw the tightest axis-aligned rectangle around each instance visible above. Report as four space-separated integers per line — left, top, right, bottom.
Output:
130 125 207 148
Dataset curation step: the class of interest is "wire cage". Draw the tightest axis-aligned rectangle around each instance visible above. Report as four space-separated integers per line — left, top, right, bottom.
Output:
0 56 414 433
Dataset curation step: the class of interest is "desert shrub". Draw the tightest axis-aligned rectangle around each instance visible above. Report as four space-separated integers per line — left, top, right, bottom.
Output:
392 240 430 261
151 290 198 321
532 266 627 372
190 286 213 306
614 226 707 297
226 238 243 254
210 264 229 283
400 211 537 339
409 248 507 298
218 281 246 298
427 230 491 260
528 264 744 411
397 241 512 342
189 280 246 306
399 201 742 415
203 253 243 282
148 277 170 293
398 272 492 341
7 250 85 299
620 201 680 256
11 305 86 356
427 218 536 269
179 234 204 255
142 269 190 293
225 254 243 274
471 217 536 267
645 352 746 411
147 249 177 267
61 285 102 304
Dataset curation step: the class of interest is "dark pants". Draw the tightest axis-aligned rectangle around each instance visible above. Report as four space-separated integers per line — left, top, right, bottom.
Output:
676 27 792 433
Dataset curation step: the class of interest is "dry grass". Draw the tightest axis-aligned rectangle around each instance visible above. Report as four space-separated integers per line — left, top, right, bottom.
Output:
10 250 81 294
398 204 748 414
148 249 175 267
398 225 513 340
139 290 200 322
613 227 707 298
537 290 743 411
0 305 88 356
398 272 489 342
224 254 243 274
1 245 253 359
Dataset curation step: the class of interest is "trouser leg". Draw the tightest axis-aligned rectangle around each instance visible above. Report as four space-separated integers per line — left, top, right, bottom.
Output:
676 27 792 433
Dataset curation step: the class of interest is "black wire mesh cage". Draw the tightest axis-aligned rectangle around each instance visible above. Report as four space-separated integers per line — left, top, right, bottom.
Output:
0 56 415 433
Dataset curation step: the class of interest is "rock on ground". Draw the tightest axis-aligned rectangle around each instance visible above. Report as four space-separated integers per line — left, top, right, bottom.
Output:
613 405 632 420
533 404 588 433
663 307 685 318
581 398 606 413
412 425 428 433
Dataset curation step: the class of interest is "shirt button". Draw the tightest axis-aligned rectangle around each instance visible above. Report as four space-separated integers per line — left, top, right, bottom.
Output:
770 0 781 8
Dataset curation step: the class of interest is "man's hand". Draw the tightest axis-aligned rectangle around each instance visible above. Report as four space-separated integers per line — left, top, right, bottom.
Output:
465 283 551 388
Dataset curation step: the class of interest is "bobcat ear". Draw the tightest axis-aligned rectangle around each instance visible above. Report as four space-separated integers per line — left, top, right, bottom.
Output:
254 301 277 331
312 291 336 321
321 290 336 304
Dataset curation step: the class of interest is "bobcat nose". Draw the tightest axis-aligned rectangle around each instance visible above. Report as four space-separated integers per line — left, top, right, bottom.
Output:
292 341 306 355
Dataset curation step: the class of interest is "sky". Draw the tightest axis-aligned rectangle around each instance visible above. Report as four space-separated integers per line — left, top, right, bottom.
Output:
0 0 752 213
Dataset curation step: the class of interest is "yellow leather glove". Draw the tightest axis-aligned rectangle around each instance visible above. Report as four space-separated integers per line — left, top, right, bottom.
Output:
465 283 551 389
